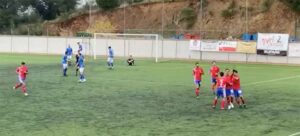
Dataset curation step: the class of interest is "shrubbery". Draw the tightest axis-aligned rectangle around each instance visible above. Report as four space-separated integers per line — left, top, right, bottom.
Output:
180 7 197 29
96 0 120 10
221 0 237 19
280 0 300 13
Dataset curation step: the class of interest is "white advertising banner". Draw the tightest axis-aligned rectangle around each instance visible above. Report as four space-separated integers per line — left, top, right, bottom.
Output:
288 43 300 57
189 40 201 51
257 33 289 56
200 40 219 52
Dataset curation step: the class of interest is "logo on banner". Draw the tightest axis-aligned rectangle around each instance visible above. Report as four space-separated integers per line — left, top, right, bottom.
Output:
189 40 201 51
261 36 283 47
218 41 237 52
200 40 219 52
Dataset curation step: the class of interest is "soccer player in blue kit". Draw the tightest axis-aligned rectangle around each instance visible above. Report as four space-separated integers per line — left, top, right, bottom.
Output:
62 52 68 76
77 53 86 83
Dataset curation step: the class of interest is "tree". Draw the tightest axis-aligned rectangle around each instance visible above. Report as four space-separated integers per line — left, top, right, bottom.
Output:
281 0 300 13
32 0 78 20
0 0 23 31
0 0 78 33
96 0 120 10
33 0 58 20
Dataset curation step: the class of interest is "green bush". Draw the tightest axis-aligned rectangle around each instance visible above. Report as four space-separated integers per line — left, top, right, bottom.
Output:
76 32 92 37
180 7 197 29
221 9 236 19
221 0 237 19
280 0 300 13
96 0 120 10
260 0 274 12
13 23 43 35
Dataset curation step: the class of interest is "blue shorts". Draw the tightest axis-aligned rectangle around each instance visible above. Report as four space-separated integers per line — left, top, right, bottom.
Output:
216 88 225 98
233 90 243 97
194 80 201 86
225 89 233 97
211 78 217 84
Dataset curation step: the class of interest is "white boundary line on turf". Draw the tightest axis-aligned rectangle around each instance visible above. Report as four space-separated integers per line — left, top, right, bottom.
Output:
243 75 300 86
289 132 300 136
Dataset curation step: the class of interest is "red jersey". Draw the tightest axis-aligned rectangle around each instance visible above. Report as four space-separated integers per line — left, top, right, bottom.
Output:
16 65 28 79
224 75 233 89
217 77 226 88
193 67 204 80
232 75 240 90
210 65 220 78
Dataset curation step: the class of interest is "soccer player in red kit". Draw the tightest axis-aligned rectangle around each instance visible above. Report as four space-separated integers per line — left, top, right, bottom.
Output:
212 72 226 110
193 62 204 98
224 68 234 109
209 61 220 93
232 69 246 108
13 62 29 96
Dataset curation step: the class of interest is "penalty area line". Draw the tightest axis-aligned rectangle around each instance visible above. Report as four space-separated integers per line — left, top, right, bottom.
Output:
289 132 300 136
244 75 300 86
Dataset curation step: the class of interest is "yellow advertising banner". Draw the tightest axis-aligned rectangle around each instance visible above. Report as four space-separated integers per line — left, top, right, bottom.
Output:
236 42 257 54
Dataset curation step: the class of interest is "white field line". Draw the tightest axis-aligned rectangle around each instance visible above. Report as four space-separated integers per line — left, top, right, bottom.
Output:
243 75 300 86
289 132 300 136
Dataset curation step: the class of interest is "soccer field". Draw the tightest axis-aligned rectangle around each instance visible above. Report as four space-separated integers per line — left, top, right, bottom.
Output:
0 54 299 136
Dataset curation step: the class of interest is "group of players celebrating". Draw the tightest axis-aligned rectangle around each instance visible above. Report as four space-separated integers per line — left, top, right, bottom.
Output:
193 61 246 110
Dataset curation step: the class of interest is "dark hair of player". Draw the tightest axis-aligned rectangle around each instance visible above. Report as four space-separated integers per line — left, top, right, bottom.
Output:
21 62 25 65
220 72 224 77
212 61 216 64
195 62 199 66
108 46 111 49
233 69 238 73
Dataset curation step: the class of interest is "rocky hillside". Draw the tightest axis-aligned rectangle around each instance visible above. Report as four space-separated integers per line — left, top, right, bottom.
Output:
43 0 298 39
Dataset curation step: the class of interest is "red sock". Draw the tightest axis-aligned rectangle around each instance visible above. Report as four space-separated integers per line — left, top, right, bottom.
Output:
221 99 225 109
213 99 218 106
230 96 234 103
21 85 27 93
195 88 199 96
15 83 22 89
227 97 230 105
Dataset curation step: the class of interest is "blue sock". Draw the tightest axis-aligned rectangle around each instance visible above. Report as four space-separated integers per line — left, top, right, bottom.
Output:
63 69 67 76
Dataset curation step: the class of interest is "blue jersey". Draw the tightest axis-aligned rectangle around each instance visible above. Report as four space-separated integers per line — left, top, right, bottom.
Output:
78 55 85 68
62 55 68 64
108 48 114 58
66 47 73 56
